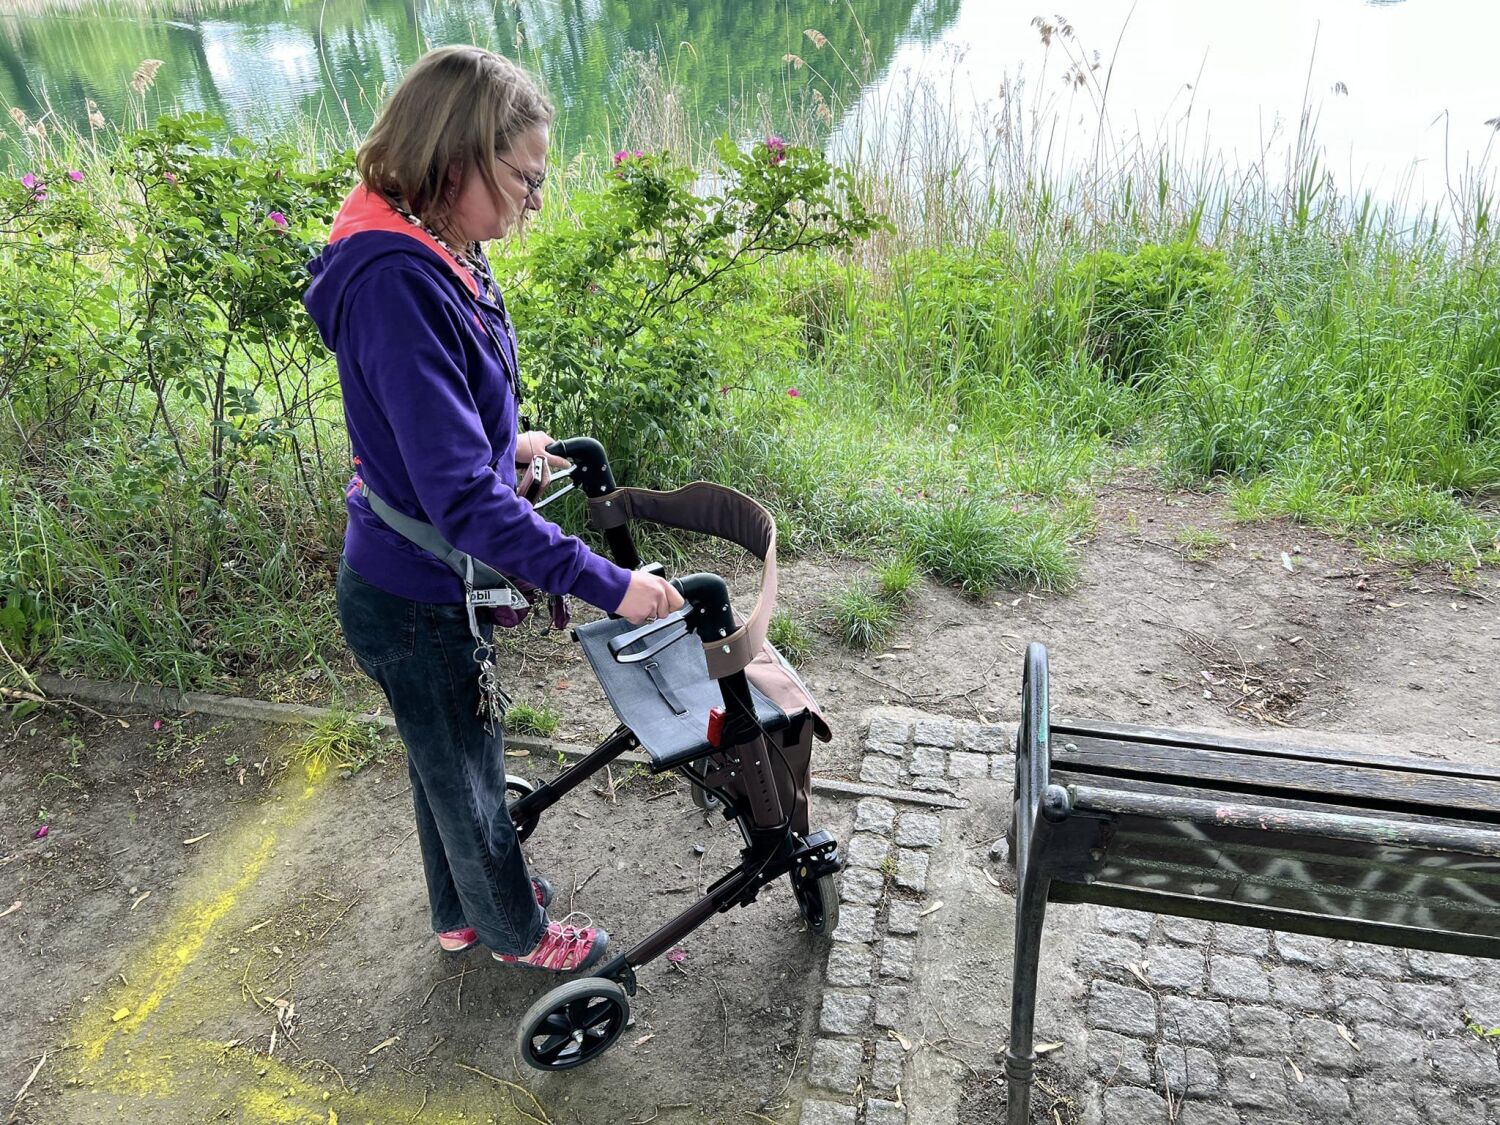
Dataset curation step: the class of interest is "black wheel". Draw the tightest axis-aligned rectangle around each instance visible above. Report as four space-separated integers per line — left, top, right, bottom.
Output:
516 977 630 1071
505 776 540 843
689 781 721 813
793 870 839 936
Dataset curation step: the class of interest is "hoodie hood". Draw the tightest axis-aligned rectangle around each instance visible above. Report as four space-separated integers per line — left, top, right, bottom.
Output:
304 187 480 348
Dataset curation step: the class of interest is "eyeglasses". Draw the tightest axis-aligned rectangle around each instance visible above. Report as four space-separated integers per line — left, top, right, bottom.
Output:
496 153 546 199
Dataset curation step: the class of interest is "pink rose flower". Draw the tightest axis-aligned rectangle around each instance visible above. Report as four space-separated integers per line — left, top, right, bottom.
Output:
786 387 801 398
67 170 84 183
267 210 288 229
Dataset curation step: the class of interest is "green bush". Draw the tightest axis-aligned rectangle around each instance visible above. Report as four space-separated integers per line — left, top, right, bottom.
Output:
767 610 813 665
504 137 882 483
1074 241 1233 383
826 583 895 651
903 495 1077 594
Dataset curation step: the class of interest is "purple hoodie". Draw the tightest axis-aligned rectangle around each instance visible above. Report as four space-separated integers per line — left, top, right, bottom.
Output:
303 187 632 611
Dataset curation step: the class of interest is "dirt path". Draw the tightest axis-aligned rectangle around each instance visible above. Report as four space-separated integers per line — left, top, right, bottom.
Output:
2 479 1495 1123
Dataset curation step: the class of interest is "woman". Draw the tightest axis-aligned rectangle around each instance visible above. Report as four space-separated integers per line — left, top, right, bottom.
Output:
304 46 681 971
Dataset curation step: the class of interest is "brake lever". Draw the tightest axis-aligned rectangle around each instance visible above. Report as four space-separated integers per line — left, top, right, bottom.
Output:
607 604 695 664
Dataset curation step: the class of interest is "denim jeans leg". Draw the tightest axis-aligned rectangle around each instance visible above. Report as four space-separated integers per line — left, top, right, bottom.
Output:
408 754 465 933
337 560 545 955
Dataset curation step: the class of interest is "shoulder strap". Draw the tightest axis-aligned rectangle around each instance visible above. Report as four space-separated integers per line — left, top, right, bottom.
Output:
359 481 527 608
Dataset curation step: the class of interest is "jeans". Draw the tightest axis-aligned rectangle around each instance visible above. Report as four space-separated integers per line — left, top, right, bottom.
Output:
337 559 545 955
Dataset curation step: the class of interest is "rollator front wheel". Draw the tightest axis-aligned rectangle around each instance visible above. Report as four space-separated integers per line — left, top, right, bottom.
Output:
793 870 839 936
516 977 630 1071
505 776 540 843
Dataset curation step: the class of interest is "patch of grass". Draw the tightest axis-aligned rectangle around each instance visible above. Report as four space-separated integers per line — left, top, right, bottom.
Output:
297 712 384 776
767 610 813 666
875 556 920 603
1174 527 1229 563
827 583 896 651
903 495 1078 594
504 702 561 738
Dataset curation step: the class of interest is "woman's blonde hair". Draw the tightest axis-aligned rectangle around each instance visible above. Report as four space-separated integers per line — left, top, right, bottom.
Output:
357 46 553 229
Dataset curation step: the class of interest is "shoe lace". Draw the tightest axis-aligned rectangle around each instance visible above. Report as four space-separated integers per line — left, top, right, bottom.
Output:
534 912 595 968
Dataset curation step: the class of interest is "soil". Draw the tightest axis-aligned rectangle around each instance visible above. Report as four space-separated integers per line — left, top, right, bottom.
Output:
3 473 1497 1123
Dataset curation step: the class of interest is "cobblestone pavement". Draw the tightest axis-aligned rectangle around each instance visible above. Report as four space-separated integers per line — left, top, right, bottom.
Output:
798 711 1500 1125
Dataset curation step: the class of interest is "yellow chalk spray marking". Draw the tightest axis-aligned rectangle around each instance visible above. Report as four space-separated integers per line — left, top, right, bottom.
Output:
61 742 540 1123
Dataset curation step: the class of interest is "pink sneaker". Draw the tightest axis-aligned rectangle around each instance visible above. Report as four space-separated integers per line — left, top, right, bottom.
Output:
435 877 555 953
493 914 610 972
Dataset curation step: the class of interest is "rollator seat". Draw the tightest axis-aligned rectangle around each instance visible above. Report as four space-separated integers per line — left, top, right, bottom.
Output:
574 616 791 770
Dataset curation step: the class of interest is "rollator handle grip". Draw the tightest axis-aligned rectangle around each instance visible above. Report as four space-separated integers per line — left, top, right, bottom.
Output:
545 437 616 497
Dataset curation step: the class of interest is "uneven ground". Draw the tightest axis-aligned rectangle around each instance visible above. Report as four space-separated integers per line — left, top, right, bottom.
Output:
3 476 1498 1124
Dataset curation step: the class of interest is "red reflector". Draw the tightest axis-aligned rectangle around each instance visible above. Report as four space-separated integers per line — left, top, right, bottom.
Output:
706 706 726 748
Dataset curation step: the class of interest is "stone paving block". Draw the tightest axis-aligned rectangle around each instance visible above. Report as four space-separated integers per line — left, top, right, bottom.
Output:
1095 907 1153 942
885 900 921 936
881 937 915 980
1273 932 1338 969
1268 966 1326 1011
1290 1017 1360 1074
864 739 906 758
1213 924 1270 958
1087 1030 1151 1086
893 849 929 894
946 751 989 778
845 833 891 871
1340 942 1406 979
818 992 872 1036
1075 933 1148 983
912 717 957 748
908 747 946 776
966 723 1009 755
853 798 898 836
1414 1089 1487 1122
1464 985 1500 1027
1161 996 1230 1048
1351 1082 1421 1124
1406 949 1478 981
839 866 885 907
1288 1076 1352 1118
894 812 941 849
874 985 908 1029
1427 1037 1500 1092
1334 978 1458 1028
1155 1044 1221 1100
824 944 874 988
800 1100 857 1125
858 756 901 788
871 1040 904 1091
865 715 911 746
829 904 877 944
1209 954 1272 1003
1160 917 1213 946
1101 1087 1168 1119
808 1038 864 1094
1175 1107 1243 1125
1353 1022 1427 1074
1088 981 1157 1038
1222 1058 1289 1114
1231 1006 1291 1055
991 755 1010 780
864 1099 906 1125
1146 944 1207 992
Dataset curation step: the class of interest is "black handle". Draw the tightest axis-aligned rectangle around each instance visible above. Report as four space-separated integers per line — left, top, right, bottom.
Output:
673 573 734 643
545 437 615 497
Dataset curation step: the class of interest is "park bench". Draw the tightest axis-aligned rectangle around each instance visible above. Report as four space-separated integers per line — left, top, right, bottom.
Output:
1003 642 1500 1124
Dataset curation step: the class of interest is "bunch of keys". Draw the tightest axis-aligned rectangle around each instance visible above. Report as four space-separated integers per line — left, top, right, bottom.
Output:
474 639 513 735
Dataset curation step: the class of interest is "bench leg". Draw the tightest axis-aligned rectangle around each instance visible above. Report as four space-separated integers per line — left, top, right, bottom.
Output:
1006 857 1051 1124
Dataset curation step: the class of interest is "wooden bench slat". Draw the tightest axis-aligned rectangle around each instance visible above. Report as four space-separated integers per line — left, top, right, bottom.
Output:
1051 718 1500 782
1052 768 1496 835
1055 735 1500 823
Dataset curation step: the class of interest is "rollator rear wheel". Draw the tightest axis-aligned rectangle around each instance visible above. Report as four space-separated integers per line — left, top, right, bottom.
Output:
794 871 839 936
516 977 630 1071
505 776 540 843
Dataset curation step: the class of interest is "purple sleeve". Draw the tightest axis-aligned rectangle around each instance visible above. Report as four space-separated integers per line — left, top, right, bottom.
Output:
345 266 633 611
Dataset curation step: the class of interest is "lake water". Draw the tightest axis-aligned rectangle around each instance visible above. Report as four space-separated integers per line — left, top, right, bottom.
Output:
2 0 1496 207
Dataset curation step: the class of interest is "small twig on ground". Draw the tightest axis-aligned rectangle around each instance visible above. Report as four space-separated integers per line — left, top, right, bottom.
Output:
303 1057 350 1093
409 1089 428 1121
380 785 413 802
711 977 730 1056
421 968 472 1009
847 666 916 703
314 896 361 942
574 866 603 896
385 827 416 858
454 1063 552 1125
9 1051 46 1117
